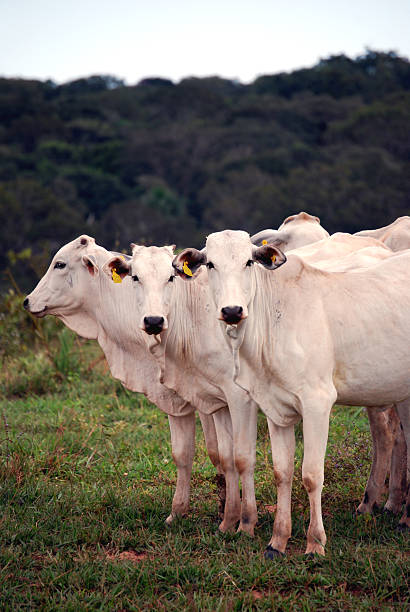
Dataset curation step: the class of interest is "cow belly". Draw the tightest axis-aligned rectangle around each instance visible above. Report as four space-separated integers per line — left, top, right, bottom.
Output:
335 364 410 407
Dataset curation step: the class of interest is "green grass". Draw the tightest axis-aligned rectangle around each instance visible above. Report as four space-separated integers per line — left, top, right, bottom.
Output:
0 343 408 611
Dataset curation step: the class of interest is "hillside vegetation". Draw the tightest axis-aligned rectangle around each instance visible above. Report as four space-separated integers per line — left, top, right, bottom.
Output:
1 50 410 290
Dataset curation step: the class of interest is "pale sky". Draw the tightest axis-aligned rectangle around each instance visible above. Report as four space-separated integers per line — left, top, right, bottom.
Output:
1 0 409 85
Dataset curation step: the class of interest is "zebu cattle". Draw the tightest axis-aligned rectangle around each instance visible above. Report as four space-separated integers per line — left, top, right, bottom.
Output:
355 216 410 251
291 237 407 516
24 235 227 525
251 211 329 250
253 222 406 514
104 246 261 535
174 230 410 556
260 231 407 517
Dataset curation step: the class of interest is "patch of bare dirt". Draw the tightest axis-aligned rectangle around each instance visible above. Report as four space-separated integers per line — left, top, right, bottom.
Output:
104 549 148 563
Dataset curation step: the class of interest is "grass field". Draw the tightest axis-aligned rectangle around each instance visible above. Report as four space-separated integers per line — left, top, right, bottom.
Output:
0 329 408 610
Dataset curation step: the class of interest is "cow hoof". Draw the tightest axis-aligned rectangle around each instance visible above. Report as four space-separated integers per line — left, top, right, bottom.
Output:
218 521 238 534
382 507 397 517
396 522 409 532
264 545 285 560
356 503 371 516
383 505 402 516
304 552 324 561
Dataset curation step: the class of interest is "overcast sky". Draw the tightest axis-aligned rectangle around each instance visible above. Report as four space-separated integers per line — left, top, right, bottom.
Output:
1 0 409 85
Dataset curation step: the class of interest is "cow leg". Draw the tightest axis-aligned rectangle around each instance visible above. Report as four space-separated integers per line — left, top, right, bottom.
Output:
212 406 241 533
302 406 331 556
395 399 410 530
198 412 226 519
385 419 407 514
383 406 407 514
265 420 295 557
357 407 396 514
230 398 258 536
165 413 196 525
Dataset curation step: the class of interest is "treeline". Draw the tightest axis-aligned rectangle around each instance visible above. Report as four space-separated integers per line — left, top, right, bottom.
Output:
1 50 410 290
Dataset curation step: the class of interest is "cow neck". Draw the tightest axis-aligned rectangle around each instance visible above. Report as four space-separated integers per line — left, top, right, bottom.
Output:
149 267 231 415
88 267 149 394
231 258 304 389
165 270 210 365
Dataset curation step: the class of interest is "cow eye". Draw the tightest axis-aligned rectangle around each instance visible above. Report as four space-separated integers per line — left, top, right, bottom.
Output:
132 275 139 282
246 260 254 267
206 262 214 269
54 262 66 269
168 275 175 283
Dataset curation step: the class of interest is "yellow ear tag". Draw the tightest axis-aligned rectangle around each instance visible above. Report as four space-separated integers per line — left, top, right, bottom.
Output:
112 267 122 283
262 240 267 245
183 261 193 277
271 255 276 263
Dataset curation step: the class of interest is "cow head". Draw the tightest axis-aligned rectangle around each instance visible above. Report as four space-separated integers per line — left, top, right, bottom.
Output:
176 230 286 325
24 235 100 319
104 244 176 337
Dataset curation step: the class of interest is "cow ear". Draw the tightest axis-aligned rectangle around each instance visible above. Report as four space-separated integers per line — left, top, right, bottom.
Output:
253 245 287 270
82 254 99 276
102 256 130 282
172 248 206 280
250 229 290 249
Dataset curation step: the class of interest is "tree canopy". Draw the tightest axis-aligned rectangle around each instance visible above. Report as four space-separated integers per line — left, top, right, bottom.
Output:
1 50 409 290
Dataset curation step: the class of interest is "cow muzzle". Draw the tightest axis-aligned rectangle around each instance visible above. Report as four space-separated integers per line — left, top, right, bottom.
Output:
220 306 245 325
23 297 47 317
143 316 165 335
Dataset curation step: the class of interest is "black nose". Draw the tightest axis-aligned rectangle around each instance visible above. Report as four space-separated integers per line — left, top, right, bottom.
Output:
221 306 243 324
143 316 165 335
23 297 29 310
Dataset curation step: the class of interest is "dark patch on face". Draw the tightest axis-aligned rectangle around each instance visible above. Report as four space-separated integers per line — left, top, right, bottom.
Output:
363 491 369 504
81 238 88 245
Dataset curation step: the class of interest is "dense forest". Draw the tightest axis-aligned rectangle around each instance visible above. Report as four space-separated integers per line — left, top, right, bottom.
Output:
1 50 410 291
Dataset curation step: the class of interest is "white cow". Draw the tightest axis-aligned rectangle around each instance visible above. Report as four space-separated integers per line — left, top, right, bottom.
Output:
292 237 407 516
355 216 410 251
254 220 405 510
24 235 227 525
251 211 329 250
173 230 410 556
104 246 261 535
260 230 407 517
